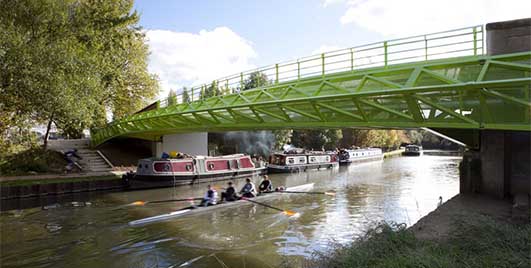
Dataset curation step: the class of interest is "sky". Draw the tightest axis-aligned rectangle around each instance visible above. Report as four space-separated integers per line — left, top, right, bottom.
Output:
133 0 531 98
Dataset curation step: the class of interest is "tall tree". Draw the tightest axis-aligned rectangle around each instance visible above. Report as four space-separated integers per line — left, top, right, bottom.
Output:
0 0 158 147
292 129 342 151
242 71 270 90
181 87 191 103
167 89 177 106
201 81 219 99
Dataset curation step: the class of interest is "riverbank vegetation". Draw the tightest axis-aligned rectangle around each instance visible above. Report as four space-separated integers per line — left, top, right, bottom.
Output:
282 214 529 268
1 0 159 153
0 148 66 176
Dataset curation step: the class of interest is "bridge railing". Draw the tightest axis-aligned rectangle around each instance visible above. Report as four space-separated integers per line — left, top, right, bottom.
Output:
157 25 484 109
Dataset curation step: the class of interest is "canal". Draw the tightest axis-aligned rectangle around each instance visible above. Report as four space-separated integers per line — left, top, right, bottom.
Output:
0 155 460 268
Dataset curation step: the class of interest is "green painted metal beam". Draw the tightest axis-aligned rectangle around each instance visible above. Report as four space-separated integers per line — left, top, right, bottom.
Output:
91 51 531 147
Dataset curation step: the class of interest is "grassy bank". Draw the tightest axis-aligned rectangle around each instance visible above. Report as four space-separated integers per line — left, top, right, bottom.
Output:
284 214 529 268
0 148 66 176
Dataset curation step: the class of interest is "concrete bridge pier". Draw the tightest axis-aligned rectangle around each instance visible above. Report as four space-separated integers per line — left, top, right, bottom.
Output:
460 18 530 221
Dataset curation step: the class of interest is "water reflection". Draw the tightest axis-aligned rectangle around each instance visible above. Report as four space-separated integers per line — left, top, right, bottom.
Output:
0 155 460 267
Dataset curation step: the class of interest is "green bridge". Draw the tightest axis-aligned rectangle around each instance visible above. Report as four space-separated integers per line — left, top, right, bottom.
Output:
91 26 531 147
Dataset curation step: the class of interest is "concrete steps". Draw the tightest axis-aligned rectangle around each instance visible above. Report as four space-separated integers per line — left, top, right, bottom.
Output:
47 139 113 172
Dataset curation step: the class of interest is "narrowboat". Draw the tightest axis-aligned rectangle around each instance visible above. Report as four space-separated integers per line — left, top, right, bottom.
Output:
267 148 338 173
338 147 383 165
123 154 266 189
402 145 423 156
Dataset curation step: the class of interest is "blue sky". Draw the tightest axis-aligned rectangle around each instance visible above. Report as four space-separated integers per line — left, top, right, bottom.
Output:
134 0 382 65
133 0 530 98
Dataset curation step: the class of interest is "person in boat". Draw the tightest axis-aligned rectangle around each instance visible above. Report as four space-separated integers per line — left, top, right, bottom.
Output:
258 175 273 193
200 185 218 206
220 181 239 202
240 178 257 198
275 186 286 192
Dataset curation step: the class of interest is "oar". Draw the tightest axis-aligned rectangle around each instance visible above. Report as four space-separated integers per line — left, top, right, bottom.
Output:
241 197 298 216
277 191 336 196
129 198 203 206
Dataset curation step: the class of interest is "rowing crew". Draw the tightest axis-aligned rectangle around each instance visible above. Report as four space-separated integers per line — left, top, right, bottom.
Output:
199 176 283 206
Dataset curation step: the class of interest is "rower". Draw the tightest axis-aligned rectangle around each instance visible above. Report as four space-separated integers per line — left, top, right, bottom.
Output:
200 185 218 207
258 175 273 193
220 181 239 202
240 178 257 198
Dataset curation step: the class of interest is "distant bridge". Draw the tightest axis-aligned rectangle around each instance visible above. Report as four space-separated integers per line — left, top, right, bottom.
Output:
91 26 531 147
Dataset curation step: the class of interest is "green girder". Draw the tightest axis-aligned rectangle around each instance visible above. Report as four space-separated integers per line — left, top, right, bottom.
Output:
91 52 531 146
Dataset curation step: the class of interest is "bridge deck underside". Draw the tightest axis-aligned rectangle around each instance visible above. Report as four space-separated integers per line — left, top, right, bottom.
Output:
92 52 531 146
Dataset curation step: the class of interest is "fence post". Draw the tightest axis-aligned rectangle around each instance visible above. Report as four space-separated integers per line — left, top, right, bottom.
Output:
350 48 354 71
321 53 325 77
240 72 244 89
424 35 428 61
297 60 300 80
191 87 194 102
473 27 477 56
383 41 388 67
275 64 279 84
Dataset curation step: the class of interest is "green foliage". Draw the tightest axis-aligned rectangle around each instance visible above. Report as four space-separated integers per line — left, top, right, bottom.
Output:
0 124 40 158
243 71 270 90
0 148 66 176
181 87 191 103
167 89 177 106
406 129 424 144
0 0 158 145
272 129 293 150
341 129 403 149
299 214 530 268
292 129 342 150
201 81 220 99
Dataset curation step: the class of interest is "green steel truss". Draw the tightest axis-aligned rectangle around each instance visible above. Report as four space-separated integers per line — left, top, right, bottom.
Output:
91 51 531 146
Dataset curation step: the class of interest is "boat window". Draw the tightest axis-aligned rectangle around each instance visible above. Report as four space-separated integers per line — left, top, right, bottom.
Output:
299 158 305 163
208 163 215 170
288 158 295 164
144 164 149 169
185 164 192 171
138 164 142 169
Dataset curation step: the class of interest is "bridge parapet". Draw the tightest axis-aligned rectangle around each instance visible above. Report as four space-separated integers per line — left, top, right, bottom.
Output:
91 25 530 147
157 25 485 107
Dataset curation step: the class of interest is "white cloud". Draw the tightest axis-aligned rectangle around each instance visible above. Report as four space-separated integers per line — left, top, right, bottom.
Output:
339 0 531 37
322 0 344 7
311 45 344 55
146 27 257 97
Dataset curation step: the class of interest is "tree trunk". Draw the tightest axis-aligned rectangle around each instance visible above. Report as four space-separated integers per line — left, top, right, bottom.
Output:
43 113 54 150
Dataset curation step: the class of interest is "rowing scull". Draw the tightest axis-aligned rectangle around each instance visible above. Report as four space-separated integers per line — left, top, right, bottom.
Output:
128 183 314 226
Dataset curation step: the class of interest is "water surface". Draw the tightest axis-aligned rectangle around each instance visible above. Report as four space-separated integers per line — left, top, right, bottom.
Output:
0 155 460 267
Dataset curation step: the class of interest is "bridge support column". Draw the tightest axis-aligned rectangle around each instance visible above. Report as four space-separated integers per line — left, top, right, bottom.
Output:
155 132 208 156
460 131 530 198
460 18 530 221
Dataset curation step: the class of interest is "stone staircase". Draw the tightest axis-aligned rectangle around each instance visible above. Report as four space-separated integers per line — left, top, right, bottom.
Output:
47 139 113 172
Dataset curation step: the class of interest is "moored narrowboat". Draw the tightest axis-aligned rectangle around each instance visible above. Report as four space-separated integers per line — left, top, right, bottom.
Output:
338 147 383 165
123 154 266 189
402 145 423 156
267 148 338 173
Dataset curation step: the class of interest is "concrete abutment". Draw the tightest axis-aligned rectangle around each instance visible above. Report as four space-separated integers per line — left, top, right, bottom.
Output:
460 18 530 221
